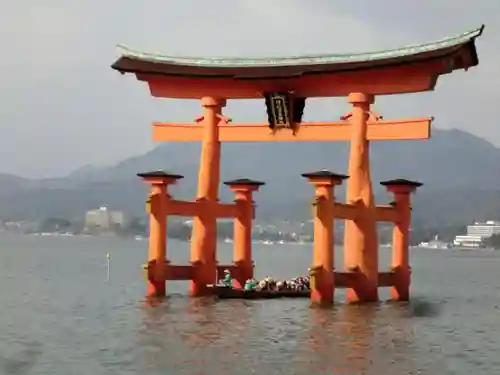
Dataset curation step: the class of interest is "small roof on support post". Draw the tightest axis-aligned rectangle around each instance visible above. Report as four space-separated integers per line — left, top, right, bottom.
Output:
301 170 349 180
224 178 265 192
137 170 184 185
301 169 349 186
380 179 423 188
223 178 265 187
380 178 423 194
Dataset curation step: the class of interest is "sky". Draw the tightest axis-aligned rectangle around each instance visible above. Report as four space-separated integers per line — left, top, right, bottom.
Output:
0 0 497 178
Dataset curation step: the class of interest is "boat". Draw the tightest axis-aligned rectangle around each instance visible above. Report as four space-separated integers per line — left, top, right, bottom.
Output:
208 285 310 299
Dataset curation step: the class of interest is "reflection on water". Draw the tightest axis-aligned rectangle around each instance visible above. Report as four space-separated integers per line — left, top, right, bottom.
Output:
135 298 451 375
1 236 500 374
305 305 378 374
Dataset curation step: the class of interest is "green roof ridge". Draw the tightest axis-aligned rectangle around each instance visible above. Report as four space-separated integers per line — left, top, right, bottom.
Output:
116 25 484 68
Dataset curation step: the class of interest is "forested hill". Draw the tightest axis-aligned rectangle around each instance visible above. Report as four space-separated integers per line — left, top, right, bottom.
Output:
1 128 500 227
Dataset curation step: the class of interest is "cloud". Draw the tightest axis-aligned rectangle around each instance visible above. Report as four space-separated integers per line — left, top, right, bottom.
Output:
0 0 495 177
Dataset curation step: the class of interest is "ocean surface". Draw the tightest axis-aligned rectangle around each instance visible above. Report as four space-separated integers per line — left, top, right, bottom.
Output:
0 234 499 374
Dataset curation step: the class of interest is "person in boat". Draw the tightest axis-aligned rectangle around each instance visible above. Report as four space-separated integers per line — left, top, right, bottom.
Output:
259 277 270 291
258 278 274 291
295 277 305 291
303 276 310 290
221 269 233 288
265 276 277 291
257 280 267 291
276 281 286 291
295 276 310 291
244 278 258 291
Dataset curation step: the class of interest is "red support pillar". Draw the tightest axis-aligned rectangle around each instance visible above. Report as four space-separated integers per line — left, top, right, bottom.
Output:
190 97 226 296
380 178 423 301
302 170 348 306
138 170 184 298
343 92 379 303
224 178 265 289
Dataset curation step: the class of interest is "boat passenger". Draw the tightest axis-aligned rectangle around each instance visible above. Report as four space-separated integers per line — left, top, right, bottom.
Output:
295 277 304 290
276 281 285 290
244 278 258 291
303 276 310 289
259 277 271 291
221 269 233 288
257 280 268 291
266 277 277 290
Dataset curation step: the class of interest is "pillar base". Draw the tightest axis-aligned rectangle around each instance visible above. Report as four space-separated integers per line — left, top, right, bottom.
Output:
144 260 167 298
346 289 379 303
390 267 410 301
309 268 335 306
345 274 379 303
147 281 166 298
310 292 334 307
390 286 409 301
189 260 217 297
232 261 253 289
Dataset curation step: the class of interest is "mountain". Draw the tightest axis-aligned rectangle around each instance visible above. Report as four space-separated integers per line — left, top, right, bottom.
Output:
0 173 32 195
1 128 500 226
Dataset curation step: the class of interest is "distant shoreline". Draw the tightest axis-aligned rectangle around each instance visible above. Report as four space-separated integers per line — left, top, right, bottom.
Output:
22 232 313 246
1 232 405 248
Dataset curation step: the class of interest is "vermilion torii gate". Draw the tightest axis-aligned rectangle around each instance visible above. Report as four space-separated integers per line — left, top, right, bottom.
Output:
111 25 484 305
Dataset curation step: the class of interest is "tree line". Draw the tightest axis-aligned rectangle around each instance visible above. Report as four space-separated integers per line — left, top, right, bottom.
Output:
27 216 473 247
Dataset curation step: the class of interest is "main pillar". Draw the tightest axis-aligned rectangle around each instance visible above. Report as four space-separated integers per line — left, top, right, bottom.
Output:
302 170 348 306
224 178 265 288
190 97 226 296
343 92 379 302
138 170 184 298
381 179 422 301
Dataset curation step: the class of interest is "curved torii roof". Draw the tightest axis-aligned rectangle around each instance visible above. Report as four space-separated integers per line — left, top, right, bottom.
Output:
112 26 483 76
111 25 484 98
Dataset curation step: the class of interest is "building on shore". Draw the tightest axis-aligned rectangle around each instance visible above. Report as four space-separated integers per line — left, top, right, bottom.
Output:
84 206 131 230
453 220 500 248
417 235 450 249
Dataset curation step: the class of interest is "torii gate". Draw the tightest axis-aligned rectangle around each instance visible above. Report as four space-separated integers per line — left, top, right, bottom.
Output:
111 25 484 304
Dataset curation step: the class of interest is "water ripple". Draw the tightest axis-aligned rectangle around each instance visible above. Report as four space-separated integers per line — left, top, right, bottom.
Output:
1 237 500 374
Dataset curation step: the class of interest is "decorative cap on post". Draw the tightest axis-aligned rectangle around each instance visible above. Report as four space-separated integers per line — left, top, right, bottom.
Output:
223 178 265 192
380 178 423 194
201 96 227 108
137 170 184 185
301 169 349 186
348 92 374 105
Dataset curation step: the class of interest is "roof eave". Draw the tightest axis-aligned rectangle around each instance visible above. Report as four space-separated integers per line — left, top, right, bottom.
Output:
110 44 478 79
110 25 484 80
111 25 484 72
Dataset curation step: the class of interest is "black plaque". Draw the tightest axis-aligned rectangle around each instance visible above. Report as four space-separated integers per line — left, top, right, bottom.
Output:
264 92 292 129
264 93 306 131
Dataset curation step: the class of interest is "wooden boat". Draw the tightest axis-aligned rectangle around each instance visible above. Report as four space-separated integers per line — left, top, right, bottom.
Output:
208 285 310 299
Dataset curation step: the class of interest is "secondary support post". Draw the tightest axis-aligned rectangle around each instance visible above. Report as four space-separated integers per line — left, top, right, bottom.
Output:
224 178 265 288
381 179 423 301
343 92 380 303
190 97 226 296
302 170 348 306
138 170 184 298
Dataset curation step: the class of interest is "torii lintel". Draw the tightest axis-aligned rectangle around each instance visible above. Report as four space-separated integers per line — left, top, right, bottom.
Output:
152 118 432 142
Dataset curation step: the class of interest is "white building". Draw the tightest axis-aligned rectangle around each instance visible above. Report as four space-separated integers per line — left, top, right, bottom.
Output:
453 221 500 248
85 206 131 230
